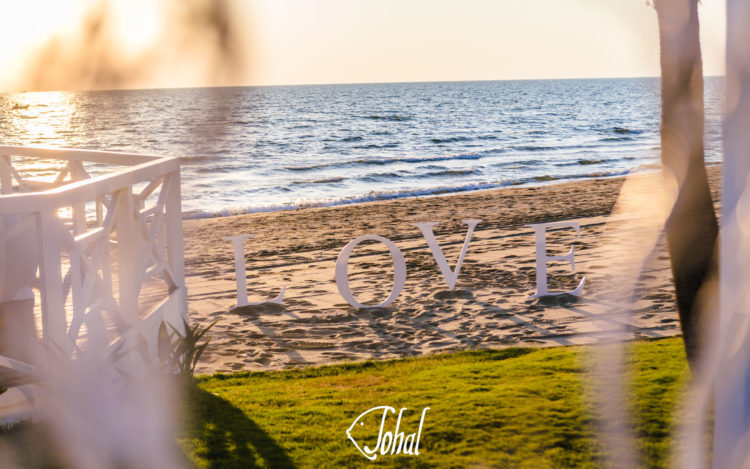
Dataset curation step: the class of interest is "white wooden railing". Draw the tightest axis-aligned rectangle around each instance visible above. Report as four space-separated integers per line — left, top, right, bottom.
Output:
0 145 187 372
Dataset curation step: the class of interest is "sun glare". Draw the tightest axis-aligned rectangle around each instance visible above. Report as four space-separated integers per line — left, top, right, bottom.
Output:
5 91 78 147
110 0 161 57
0 2 87 90
0 0 166 91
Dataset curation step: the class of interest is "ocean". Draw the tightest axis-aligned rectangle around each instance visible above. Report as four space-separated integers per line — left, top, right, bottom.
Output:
0 77 724 218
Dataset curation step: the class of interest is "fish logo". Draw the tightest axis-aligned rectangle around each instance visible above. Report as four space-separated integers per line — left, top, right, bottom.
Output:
347 406 429 461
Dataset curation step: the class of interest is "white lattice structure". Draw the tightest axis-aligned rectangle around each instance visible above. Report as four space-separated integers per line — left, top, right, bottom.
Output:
0 145 187 379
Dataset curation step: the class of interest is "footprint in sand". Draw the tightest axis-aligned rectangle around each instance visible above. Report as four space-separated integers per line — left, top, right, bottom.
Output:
290 341 336 350
230 303 287 315
433 289 475 300
534 294 580 307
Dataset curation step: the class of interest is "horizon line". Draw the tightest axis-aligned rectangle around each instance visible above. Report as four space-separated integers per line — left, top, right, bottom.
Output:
3 74 727 94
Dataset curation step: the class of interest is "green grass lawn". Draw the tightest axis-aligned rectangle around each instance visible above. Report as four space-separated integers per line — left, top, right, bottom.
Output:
181 337 690 468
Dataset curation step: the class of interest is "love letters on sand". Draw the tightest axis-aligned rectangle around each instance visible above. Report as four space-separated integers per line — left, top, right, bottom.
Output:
226 220 587 308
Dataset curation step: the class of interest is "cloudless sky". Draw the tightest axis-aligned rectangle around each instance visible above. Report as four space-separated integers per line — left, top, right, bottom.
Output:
0 0 727 91
247 0 726 85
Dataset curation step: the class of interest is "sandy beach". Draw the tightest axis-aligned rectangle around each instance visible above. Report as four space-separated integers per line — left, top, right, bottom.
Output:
186 166 721 374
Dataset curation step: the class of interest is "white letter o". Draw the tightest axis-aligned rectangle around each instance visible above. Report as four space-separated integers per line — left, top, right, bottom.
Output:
335 235 407 309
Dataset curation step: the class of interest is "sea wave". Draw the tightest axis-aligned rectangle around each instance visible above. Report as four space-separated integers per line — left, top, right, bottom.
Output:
285 166 483 188
600 136 635 142
529 168 632 183
353 142 399 149
553 158 607 167
417 168 483 178
612 126 643 134
290 176 347 185
183 166 645 220
431 136 473 144
584 169 632 178
360 171 404 182
184 180 516 219
179 154 228 164
490 158 545 168
365 114 411 121
282 150 493 172
511 144 562 152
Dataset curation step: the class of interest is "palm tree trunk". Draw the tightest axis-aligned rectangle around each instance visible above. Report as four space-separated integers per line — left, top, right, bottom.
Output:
653 0 718 369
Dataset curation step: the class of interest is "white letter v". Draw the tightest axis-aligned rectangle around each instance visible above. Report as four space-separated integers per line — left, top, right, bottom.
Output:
414 220 481 291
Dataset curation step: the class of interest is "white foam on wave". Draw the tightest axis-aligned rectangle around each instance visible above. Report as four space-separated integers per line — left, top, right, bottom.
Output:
182 166 641 219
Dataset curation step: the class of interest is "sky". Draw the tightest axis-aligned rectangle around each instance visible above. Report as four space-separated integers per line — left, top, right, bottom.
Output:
0 0 727 91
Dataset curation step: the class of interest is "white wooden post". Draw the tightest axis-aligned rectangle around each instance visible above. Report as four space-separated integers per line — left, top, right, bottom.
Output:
114 188 143 327
0 154 12 195
69 161 87 234
164 170 187 331
36 211 71 356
